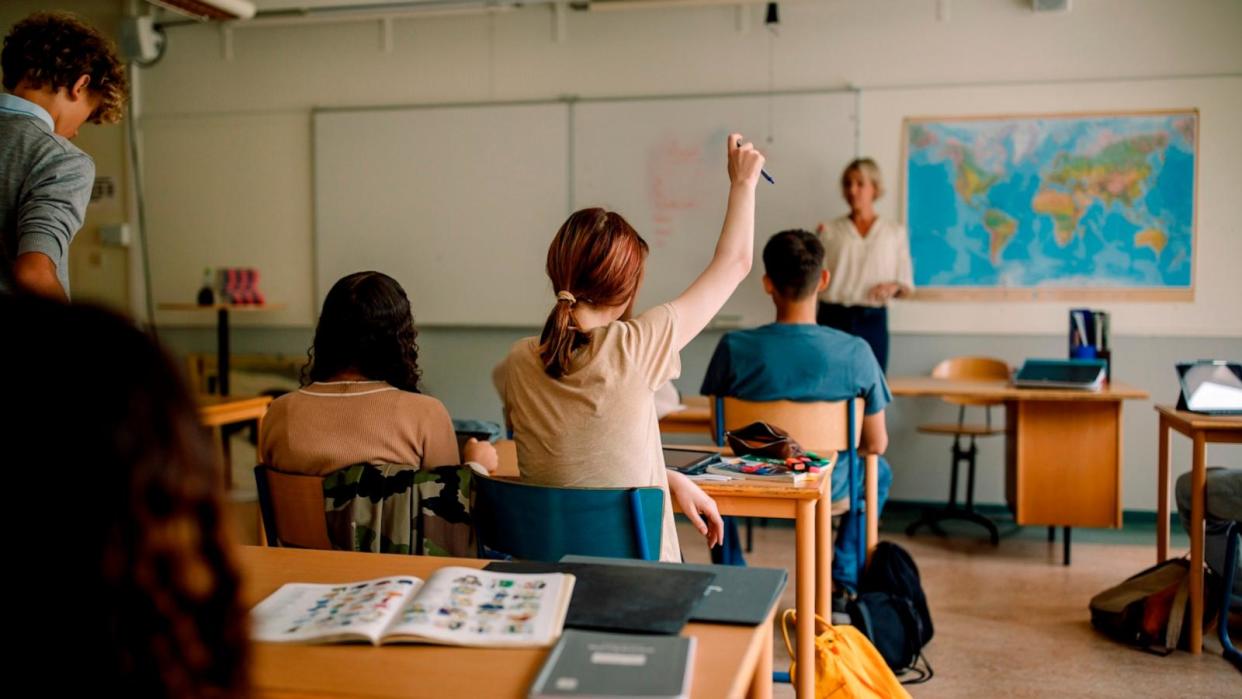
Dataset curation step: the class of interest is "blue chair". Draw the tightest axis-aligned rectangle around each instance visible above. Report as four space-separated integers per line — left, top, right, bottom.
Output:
472 473 664 562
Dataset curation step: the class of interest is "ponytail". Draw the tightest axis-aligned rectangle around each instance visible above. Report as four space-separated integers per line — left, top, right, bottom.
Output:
538 208 649 379
539 293 587 379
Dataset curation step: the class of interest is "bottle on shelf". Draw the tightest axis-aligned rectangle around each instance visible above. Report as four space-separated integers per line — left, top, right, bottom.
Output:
196 267 216 306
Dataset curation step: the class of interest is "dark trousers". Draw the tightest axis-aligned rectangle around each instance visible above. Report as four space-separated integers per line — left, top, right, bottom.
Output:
817 302 890 372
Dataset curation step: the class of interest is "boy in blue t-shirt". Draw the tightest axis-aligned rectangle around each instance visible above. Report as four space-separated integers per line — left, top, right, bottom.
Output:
700 229 893 589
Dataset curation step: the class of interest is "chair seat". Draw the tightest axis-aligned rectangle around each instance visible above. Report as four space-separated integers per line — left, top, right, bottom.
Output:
917 422 1005 437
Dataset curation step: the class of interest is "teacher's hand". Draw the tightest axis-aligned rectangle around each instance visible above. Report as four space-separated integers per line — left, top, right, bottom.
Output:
867 282 903 303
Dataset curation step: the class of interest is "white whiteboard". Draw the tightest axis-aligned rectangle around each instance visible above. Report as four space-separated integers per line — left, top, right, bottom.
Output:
573 93 857 326
314 92 857 326
314 103 569 325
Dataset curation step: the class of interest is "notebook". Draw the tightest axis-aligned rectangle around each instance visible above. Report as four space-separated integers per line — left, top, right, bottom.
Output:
249 567 574 648
704 456 824 484
560 556 787 626
485 561 714 635
528 630 695 699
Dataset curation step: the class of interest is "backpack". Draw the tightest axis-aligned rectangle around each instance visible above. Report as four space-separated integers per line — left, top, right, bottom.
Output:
1089 558 1220 655
847 542 934 683
781 610 912 699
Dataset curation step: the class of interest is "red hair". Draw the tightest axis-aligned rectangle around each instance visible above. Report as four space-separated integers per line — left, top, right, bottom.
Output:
539 208 649 378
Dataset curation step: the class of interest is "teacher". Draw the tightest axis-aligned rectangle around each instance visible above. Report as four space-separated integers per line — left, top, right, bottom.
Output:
815 158 913 372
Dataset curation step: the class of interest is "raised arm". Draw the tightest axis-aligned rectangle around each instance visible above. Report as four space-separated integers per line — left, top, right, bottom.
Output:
668 133 765 350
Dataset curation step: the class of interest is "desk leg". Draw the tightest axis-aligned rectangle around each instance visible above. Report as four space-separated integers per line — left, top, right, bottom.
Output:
1157 416 1171 563
795 499 815 699
1189 432 1206 654
748 617 774 699
217 307 231 396
816 498 831 619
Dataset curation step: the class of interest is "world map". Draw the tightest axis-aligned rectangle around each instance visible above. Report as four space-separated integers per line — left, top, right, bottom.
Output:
904 112 1196 294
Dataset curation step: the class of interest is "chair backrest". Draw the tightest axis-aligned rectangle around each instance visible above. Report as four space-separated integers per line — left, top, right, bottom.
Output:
472 475 664 562
254 465 333 549
931 356 1011 407
711 396 865 454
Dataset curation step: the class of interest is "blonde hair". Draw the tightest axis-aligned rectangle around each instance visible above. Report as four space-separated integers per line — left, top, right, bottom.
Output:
841 158 884 200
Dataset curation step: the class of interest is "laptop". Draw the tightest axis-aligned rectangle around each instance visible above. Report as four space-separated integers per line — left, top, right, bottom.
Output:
1176 360 1242 415
559 555 788 626
1013 358 1107 391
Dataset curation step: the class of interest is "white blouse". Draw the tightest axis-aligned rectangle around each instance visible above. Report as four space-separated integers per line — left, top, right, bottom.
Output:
816 215 915 307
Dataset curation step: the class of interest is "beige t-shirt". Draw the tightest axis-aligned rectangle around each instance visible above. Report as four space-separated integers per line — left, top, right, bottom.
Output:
817 215 915 307
494 304 683 562
259 380 461 476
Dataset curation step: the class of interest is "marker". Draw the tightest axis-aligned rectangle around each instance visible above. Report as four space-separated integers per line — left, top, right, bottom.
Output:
737 139 775 184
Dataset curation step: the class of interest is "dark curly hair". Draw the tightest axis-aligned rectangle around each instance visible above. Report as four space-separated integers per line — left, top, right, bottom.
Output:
304 271 424 393
2 11 129 124
2 294 249 698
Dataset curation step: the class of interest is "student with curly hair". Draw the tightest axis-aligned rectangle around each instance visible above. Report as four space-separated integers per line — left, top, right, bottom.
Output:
1 11 128 298
261 271 498 477
3 294 249 698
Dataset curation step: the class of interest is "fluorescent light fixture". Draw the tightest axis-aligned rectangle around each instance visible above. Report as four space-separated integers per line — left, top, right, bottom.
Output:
147 0 257 21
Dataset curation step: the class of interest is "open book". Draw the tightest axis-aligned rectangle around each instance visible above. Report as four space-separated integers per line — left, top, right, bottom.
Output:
250 567 575 648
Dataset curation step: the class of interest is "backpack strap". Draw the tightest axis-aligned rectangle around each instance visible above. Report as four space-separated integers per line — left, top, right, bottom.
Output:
1161 572 1191 654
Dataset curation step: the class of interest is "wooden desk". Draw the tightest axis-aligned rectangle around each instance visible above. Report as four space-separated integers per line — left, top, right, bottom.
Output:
660 395 712 435
198 394 272 489
159 303 285 395
1154 405 1242 655
664 445 833 699
889 378 1149 564
199 394 272 428
239 546 776 699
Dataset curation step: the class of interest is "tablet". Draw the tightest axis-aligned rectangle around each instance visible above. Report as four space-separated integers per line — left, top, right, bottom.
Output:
1176 360 1242 415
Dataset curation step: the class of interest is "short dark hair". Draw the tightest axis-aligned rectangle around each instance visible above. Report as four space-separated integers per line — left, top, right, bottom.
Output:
305 271 424 393
762 229 824 299
2 11 128 124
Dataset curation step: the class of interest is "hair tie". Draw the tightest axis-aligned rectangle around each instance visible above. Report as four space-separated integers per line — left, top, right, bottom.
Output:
556 290 577 305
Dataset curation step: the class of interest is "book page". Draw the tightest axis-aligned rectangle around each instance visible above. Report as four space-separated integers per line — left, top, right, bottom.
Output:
250 576 422 644
385 566 574 647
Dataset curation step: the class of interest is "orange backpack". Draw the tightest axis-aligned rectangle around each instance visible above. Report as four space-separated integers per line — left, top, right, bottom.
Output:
781 610 912 699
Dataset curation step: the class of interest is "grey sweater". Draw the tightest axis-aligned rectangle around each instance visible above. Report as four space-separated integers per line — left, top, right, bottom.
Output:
0 94 95 297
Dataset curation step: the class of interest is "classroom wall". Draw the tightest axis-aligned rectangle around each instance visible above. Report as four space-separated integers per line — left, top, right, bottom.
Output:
141 0 1242 510
1 0 132 311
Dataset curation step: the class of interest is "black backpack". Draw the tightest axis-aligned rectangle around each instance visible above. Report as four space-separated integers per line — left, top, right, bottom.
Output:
846 542 934 683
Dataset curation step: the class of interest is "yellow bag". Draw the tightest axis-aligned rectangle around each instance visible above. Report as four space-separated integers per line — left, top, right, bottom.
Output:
781 609 912 699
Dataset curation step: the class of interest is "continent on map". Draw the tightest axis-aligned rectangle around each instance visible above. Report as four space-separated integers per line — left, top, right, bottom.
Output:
944 142 999 203
1030 189 1084 247
982 209 1017 261
1045 134 1166 206
1134 228 1167 255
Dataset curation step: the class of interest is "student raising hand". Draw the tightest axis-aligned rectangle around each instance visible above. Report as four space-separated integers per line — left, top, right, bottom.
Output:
727 133 766 188
668 133 766 350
